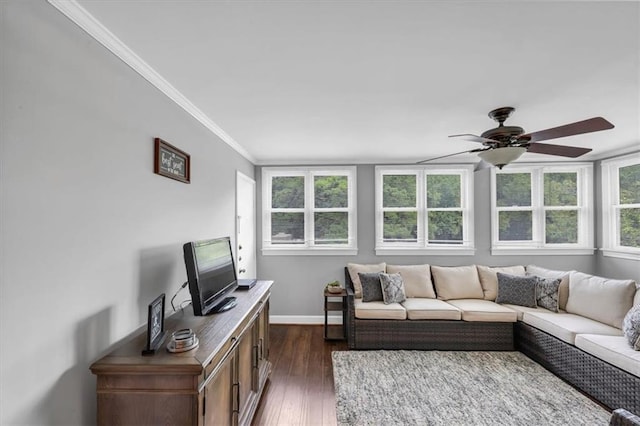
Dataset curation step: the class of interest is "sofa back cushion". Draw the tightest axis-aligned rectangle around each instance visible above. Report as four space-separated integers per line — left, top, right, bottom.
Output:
347 262 386 298
566 272 636 329
526 265 571 310
387 264 435 298
634 286 640 307
431 265 484 300
476 265 526 301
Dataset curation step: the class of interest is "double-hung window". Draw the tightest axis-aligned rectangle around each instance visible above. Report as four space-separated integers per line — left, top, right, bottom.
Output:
601 153 640 260
262 167 357 255
375 165 474 255
490 163 593 255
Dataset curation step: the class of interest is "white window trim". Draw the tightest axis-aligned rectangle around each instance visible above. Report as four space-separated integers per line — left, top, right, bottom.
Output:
262 166 357 256
601 152 640 260
375 165 475 256
490 163 594 256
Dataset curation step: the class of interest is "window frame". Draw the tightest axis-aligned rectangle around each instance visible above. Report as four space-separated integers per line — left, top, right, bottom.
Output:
375 165 475 256
490 162 594 255
261 166 357 255
601 152 640 260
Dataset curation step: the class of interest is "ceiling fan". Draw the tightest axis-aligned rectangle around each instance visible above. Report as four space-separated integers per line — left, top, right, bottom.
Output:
418 107 614 169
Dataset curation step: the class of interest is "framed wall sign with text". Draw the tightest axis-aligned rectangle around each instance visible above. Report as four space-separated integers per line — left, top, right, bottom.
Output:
154 138 190 183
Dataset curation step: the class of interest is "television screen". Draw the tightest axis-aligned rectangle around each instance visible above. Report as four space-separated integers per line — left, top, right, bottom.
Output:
183 237 238 316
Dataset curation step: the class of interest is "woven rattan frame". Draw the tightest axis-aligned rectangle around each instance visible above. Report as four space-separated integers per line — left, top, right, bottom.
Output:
516 322 640 414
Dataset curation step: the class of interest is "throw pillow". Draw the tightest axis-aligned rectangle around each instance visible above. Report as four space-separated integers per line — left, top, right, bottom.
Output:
379 273 406 304
535 276 561 312
347 262 386 298
622 305 640 351
495 273 537 308
476 265 526 301
358 272 384 302
526 265 571 310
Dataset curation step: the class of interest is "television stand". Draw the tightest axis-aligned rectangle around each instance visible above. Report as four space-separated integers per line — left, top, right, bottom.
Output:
208 296 237 314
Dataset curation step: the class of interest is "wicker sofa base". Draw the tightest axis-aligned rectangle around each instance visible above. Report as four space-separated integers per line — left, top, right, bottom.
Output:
349 319 514 350
515 321 640 414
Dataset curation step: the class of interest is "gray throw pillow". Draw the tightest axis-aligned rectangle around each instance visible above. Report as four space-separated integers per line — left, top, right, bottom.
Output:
622 305 640 351
379 273 406 304
495 273 537 308
358 272 383 302
535 276 561 312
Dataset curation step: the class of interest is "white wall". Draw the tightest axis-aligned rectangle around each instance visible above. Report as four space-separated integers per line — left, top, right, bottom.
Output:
0 1 254 424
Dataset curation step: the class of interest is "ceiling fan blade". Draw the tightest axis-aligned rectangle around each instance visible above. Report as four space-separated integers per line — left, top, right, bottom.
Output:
521 117 614 143
527 142 592 158
449 134 499 144
416 148 486 164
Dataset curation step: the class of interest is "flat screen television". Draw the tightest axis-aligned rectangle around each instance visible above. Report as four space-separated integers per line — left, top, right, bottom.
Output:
183 237 238 316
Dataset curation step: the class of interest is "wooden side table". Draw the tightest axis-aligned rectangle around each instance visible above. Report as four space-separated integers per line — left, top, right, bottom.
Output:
324 288 347 340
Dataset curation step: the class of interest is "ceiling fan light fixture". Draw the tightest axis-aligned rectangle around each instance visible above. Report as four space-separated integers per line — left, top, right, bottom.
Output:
477 147 527 169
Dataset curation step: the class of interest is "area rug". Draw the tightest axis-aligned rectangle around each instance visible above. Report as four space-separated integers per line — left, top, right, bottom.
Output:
332 350 610 425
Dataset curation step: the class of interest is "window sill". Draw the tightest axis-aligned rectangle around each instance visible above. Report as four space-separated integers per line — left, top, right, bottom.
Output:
601 249 640 261
262 247 358 256
375 247 476 256
490 247 595 256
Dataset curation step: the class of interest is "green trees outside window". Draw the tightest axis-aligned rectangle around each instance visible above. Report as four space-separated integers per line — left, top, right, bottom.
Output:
378 167 472 249
266 169 355 249
619 163 640 248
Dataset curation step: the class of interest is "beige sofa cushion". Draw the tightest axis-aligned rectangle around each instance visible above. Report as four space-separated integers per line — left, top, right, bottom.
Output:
477 265 526 301
387 264 436 298
575 334 640 377
401 298 462 320
347 262 386 299
446 299 517 322
635 286 640 307
432 265 484 300
522 311 622 345
354 299 406 320
566 272 636 329
526 265 571 310
501 303 554 321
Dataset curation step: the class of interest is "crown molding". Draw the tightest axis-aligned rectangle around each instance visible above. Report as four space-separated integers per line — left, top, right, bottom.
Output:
47 0 255 164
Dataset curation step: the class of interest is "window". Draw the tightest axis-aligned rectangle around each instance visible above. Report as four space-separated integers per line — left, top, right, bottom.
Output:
375 165 474 255
490 163 593 255
601 153 640 260
262 167 357 255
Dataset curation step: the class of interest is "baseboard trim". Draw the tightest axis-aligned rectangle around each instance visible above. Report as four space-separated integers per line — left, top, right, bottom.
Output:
270 315 342 325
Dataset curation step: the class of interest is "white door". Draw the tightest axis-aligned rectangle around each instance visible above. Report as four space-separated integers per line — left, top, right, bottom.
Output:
236 171 256 279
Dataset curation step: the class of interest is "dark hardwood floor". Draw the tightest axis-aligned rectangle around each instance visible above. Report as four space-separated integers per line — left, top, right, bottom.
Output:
252 325 348 426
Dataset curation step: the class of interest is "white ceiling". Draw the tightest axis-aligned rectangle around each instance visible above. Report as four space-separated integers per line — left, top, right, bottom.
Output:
74 0 639 165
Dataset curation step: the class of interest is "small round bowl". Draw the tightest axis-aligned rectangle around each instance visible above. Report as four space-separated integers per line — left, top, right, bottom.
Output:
326 286 343 294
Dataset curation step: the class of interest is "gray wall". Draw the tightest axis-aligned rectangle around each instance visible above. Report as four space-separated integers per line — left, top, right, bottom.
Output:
258 165 603 318
0 2 253 424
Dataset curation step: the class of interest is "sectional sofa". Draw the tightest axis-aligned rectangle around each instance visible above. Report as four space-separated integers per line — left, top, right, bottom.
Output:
342 263 640 415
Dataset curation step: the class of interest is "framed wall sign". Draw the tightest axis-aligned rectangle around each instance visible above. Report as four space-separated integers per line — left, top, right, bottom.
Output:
142 293 167 355
154 138 191 183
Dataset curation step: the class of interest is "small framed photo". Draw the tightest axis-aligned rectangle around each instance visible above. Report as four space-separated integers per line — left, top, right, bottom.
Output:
142 293 167 355
154 138 190 183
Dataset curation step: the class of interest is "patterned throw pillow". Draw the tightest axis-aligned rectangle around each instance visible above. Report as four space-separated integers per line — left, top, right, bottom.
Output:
622 305 640 351
379 273 406 304
495 273 538 308
358 272 384 302
535 276 561 312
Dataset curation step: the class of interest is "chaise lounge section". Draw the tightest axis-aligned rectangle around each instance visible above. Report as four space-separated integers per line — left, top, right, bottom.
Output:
342 263 640 414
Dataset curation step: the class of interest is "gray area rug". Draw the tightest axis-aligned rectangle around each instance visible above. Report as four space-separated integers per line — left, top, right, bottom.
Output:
332 350 610 425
